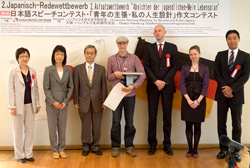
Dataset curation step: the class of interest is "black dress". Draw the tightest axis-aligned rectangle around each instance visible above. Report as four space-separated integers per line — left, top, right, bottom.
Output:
181 72 206 122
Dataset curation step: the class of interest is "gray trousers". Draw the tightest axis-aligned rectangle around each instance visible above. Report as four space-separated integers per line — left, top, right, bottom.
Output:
12 103 35 159
79 105 102 152
46 103 68 153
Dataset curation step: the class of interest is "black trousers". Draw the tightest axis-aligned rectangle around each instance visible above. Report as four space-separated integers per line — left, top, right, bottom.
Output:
217 99 242 151
147 92 173 148
111 96 136 149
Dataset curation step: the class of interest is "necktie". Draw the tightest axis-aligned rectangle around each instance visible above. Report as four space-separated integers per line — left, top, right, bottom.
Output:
159 44 163 58
88 65 93 84
228 51 234 71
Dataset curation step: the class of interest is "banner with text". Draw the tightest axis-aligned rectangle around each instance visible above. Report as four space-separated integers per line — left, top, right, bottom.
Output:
0 0 230 36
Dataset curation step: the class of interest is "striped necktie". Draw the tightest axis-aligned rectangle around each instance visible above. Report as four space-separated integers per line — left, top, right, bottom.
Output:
228 51 234 71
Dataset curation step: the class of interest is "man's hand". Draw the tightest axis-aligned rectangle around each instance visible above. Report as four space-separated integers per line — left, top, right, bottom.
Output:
154 80 166 91
102 104 106 110
114 71 125 79
222 86 233 98
75 104 79 110
122 85 135 92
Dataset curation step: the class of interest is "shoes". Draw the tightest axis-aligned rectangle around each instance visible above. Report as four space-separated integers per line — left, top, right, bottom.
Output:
163 147 174 156
26 157 35 162
18 158 26 163
111 150 119 157
193 153 199 158
92 150 103 156
82 150 89 156
217 150 227 159
59 151 67 159
235 152 241 162
126 149 136 157
52 152 60 159
148 146 156 155
186 152 192 157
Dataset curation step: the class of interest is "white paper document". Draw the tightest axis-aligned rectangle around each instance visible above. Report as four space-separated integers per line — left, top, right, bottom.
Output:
104 82 131 111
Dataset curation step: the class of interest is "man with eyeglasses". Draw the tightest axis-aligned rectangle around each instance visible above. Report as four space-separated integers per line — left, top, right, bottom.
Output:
73 45 107 156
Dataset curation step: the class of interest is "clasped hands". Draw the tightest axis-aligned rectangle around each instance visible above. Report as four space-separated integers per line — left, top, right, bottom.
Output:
155 80 166 91
53 102 66 109
187 99 199 109
221 86 233 98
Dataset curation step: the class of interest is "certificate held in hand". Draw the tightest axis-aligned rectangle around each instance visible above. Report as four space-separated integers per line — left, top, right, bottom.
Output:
103 82 131 111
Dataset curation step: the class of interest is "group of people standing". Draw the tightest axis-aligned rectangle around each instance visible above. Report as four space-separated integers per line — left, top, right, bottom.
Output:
8 24 250 164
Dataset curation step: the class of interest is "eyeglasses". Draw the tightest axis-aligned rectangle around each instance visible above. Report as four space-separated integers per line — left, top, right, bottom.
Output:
19 56 29 59
85 52 95 55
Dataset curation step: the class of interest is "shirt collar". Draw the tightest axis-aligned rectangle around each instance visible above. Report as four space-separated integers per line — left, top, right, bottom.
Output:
117 51 129 58
228 48 239 55
156 41 165 46
86 62 95 69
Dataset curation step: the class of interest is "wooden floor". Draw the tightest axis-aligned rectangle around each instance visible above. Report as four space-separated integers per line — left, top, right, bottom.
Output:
0 149 249 168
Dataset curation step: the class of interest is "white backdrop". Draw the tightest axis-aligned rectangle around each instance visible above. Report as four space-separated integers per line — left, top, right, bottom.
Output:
0 0 250 147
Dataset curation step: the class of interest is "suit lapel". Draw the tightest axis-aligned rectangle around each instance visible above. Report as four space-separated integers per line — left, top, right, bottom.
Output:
162 42 168 57
91 64 98 86
61 66 69 83
222 50 230 74
233 50 242 70
29 66 36 84
29 67 34 78
80 62 91 87
51 65 62 84
152 43 161 60
16 66 24 85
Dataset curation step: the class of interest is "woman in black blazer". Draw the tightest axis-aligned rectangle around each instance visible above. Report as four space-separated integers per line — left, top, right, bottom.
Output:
43 45 73 159
180 45 209 158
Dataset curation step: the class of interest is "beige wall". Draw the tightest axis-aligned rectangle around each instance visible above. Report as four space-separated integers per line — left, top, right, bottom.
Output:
1 0 250 147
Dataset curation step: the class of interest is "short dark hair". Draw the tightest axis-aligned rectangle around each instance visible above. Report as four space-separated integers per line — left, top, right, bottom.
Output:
84 45 97 54
51 45 67 65
226 30 240 39
189 45 200 54
15 47 30 63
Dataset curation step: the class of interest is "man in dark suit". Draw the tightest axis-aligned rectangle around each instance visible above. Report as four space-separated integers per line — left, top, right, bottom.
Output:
73 45 107 156
143 25 178 155
215 30 250 162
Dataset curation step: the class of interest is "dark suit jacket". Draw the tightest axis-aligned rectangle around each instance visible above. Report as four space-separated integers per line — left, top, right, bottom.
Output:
143 42 178 94
180 62 209 97
214 49 250 104
43 65 74 105
73 62 107 113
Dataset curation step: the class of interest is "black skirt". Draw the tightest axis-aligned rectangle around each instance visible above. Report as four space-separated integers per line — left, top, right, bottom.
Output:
181 72 206 122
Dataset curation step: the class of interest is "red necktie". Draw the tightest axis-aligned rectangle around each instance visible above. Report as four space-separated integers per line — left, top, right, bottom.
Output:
159 44 162 58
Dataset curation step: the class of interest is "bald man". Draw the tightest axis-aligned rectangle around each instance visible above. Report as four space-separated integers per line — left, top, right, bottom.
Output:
143 25 178 156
